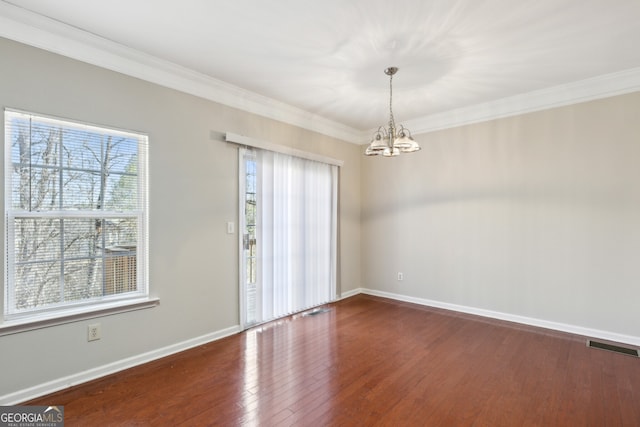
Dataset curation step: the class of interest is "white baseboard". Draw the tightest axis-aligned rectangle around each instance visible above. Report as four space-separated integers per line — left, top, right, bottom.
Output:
0 325 241 405
339 287 364 300
360 288 640 347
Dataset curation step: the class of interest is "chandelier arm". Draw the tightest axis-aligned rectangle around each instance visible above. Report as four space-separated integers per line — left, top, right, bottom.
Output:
397 125 411 137
375 126 389 138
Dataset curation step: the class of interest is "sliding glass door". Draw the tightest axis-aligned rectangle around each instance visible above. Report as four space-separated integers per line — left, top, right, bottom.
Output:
239 147 337 328
240 150 259 325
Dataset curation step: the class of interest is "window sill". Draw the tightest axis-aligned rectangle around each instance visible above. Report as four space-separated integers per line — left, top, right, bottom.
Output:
0 297 160 337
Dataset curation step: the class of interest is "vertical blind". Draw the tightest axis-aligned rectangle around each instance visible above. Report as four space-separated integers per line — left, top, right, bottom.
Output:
246 147 338 323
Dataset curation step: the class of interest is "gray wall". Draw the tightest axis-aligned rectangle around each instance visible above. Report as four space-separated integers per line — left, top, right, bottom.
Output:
0 37 362 400
362 91 640 340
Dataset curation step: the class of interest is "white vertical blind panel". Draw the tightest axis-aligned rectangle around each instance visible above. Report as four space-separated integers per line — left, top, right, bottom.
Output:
255 149 337 322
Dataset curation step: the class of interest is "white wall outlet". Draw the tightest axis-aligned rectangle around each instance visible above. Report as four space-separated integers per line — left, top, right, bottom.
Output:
87 323 101 342
227 221 235 234
397 272 404 281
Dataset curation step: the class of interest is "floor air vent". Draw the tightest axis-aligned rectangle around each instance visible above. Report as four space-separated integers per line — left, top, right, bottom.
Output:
587 340 639 357
302 307 331 317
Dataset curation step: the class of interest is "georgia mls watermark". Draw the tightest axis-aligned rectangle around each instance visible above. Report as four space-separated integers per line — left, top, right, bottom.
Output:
0 406 63 427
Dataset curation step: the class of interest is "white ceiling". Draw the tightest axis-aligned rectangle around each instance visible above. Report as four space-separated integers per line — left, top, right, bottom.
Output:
2 0 640 142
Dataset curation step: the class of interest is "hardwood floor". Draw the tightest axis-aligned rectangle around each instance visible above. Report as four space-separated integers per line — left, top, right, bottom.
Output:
26 295 640 426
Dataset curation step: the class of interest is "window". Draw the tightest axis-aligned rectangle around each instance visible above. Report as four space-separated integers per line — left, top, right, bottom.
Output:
4 110 148 320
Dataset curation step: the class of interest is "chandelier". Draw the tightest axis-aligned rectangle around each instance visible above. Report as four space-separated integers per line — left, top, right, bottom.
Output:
365 67 421 156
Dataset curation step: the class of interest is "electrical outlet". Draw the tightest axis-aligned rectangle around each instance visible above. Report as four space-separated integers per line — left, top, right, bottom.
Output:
397 272 404 281
87 323 101 342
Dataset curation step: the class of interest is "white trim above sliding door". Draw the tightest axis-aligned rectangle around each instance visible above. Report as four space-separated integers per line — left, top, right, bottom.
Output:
225 132 344 167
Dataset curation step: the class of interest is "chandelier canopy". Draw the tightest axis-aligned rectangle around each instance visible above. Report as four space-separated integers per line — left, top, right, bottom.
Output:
365 67 421 157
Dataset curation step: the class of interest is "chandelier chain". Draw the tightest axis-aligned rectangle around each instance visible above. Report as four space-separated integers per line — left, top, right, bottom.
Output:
388 72 395 132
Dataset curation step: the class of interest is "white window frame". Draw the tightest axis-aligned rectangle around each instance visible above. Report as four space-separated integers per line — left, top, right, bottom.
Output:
2 109 155 334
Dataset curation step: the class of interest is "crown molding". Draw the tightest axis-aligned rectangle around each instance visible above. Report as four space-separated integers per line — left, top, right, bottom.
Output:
2 1 639 147
0 1 363 143
401 67 640 137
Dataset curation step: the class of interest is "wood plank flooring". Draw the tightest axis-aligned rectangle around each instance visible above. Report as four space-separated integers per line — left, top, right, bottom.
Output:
26 294 640 426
